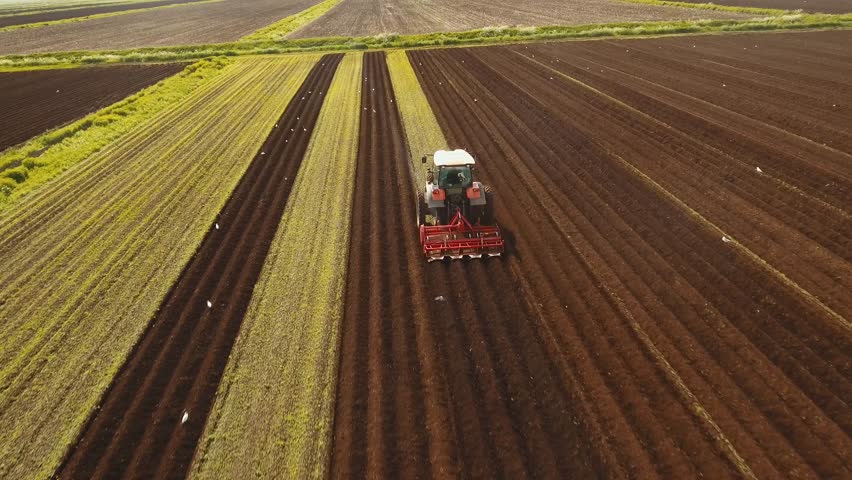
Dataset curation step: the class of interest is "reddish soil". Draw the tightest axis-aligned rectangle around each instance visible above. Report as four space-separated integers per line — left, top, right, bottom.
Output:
57 53 343 480
0 0 320 55
0 64 183 153
0 0 208 28
678 0 852 13
406 29 851 478
290 0 745 39
330 51 606 479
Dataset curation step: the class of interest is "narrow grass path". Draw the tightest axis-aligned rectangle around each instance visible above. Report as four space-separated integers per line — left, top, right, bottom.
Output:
0 54 318 480
386 50 448 179
190 52 362 480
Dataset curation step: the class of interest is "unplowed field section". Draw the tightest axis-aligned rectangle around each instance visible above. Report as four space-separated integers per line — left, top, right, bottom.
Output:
290 0 744 38
330 51 603 479
0 64 182 152
58 54 341 480
409 30 851 478
0 0 206 28
0 0 319 54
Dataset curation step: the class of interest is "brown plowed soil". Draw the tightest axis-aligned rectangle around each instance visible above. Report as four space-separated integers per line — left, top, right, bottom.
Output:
330 51 607 479
0 64 183 153
0 0 207 28
57 53 342 480
0 0 320 54
290 0 745 39
406 29 851 478
678 0 852 13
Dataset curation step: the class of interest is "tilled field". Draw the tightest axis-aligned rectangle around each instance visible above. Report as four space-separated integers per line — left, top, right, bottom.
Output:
58 54 342 480
0 0 319 54
405 30 851 477
330 51 602 478
0 63 183 152
290 0 745 39
0 0 206 28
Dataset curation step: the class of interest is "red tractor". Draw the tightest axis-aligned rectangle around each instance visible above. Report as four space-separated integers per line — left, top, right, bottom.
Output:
417 149 505 261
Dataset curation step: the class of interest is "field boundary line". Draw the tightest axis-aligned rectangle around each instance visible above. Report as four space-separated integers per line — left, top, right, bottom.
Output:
575 53 851 218
0 0 222 32
515 50 851 333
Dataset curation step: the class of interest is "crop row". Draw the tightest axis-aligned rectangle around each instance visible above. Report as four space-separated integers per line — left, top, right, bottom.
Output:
190 52 363 480
0 54 319 479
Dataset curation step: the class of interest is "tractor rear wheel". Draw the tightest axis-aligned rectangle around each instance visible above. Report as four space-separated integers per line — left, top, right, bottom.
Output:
481 185 495 225
416 191 427 226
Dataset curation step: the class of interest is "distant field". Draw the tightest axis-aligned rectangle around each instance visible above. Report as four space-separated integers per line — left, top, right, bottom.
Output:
0 0 319 54
677 0 852 13
290 0 746 39
0 0 207 28
0 64 182 152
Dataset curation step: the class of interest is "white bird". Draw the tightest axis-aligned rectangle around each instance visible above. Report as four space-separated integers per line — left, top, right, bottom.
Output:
434 296 446 302
181 411 189 424
261 152 265 155
206 300 212 308
215 223 220 230
722 236 731 243
755 166 762 173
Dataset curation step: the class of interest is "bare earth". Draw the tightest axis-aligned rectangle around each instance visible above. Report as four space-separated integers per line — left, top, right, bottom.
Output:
290 0 747 39
0 0 319 54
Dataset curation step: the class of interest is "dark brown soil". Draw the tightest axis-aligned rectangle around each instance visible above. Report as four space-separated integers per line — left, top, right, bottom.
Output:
330 51 606 479
406 29 851 478
0 0 208 28
0 0 320 55
56 53 343 480
678 0 852 13
0 64 183 153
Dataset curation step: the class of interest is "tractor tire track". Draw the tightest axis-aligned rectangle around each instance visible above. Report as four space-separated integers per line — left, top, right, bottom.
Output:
330 51 602 479
57 53 342 480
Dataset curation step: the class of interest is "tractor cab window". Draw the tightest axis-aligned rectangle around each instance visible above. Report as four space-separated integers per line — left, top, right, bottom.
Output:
438 166 472 188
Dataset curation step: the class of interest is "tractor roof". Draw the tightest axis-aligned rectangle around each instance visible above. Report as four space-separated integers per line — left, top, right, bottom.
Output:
434 149 475 167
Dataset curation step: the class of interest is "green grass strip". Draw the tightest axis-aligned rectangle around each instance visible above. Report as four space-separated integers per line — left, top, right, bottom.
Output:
0 0 222 32
2 13 849 68
386 50 447 181
240 0 343 42
0 57 228 209
190 52 362 480
615 0 791 16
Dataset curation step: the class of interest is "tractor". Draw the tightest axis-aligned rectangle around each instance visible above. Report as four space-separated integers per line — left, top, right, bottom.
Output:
417 149 505 261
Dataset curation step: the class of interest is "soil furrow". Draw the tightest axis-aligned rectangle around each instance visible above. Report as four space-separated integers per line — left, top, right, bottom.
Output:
330 51 599 479
56 53 342 480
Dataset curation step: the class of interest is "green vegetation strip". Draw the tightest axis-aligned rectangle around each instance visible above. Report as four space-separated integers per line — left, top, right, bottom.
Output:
2 13 849 68
0 58 223 209
0 54 319 480
386 50 447 180
240 0 342 42
190 52 362 480
0 0 222 32
616 0 791 16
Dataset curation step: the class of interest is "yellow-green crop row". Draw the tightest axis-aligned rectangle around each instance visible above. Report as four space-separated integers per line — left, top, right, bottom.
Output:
386 50 448 181
190 52 362 480
0 54 320 480
0 57 228 210
0 0 223 32
239 0 343 42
